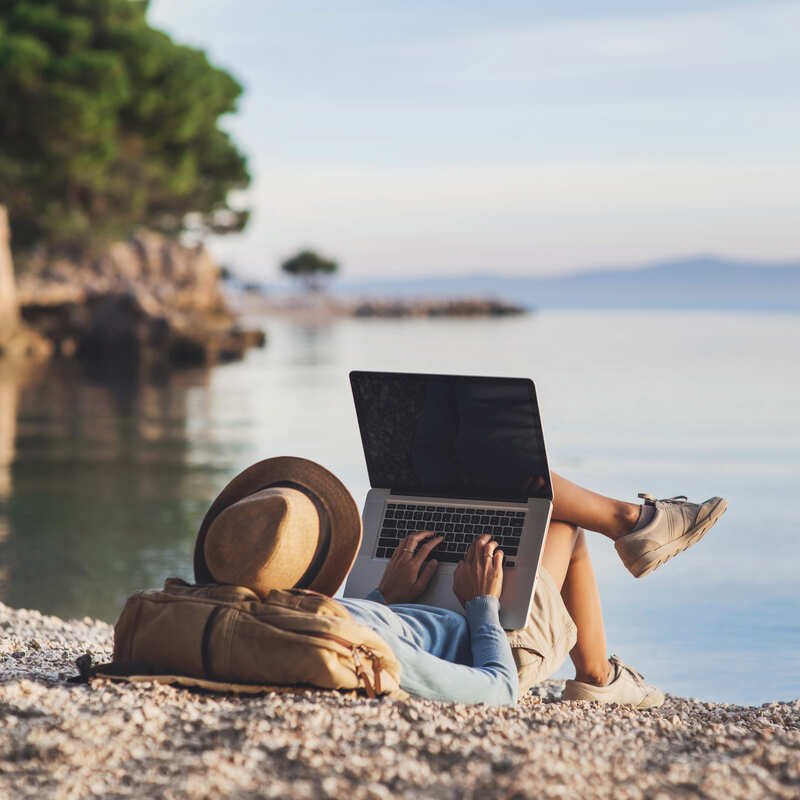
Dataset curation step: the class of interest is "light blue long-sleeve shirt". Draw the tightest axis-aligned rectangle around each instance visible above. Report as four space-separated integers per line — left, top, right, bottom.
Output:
338 591 518 706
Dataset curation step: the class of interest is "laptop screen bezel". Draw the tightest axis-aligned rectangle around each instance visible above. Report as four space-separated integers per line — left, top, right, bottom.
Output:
349 370 553 503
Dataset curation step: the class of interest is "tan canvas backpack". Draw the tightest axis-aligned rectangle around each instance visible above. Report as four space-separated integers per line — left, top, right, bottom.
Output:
79 578 405 699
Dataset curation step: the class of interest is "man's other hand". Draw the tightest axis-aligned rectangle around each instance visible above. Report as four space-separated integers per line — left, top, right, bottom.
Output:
378 531 442 604
453 534 504 608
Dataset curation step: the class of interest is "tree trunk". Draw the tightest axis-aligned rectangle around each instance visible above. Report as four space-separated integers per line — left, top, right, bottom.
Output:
0 205 20 343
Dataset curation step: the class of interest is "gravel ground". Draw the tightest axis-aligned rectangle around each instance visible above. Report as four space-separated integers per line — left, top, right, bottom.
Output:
1 602 798 799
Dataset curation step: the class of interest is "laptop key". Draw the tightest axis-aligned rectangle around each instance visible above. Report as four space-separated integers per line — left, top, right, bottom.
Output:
433 550 462 564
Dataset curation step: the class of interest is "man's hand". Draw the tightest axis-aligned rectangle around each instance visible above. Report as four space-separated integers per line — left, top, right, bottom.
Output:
378 531 442 604
453 534 504 608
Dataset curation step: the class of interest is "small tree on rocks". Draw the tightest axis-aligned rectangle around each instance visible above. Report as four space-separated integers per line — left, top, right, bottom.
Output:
280 249 338 293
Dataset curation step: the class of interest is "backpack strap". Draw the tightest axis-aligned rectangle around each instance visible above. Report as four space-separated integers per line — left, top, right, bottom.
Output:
69 653 151 684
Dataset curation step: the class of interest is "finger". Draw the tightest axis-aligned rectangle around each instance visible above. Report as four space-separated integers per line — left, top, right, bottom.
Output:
406 530 436 547
414 558 439 592
391 537 412 560
463 538 475 565
466 535 487 565
395 531 428 558
412 535 444 567
476 534 494 561
492 548 505 586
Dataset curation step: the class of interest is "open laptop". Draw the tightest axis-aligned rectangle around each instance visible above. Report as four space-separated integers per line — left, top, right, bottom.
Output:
343 371 553 630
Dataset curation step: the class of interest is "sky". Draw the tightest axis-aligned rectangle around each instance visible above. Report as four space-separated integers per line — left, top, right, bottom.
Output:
149 0 800 279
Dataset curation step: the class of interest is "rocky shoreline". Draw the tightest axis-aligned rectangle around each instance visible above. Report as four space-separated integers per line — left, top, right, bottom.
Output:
1 601 797 799
231 292 528 320
17 233 266 370
0 207 265 370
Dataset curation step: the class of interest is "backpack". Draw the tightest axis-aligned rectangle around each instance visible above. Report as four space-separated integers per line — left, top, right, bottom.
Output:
78 578 405 699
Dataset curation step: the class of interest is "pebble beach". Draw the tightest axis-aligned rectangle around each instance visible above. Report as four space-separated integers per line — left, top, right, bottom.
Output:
1 601 797 799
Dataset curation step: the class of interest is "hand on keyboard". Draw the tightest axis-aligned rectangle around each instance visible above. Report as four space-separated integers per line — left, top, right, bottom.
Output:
376 502 523 567
453 534 504 608
377 531 443 604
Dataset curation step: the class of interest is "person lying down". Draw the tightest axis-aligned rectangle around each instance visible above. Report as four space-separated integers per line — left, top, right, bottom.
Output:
194 457 727 707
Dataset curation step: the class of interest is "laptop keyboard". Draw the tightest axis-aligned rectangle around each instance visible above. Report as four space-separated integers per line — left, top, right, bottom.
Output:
376 503 524 567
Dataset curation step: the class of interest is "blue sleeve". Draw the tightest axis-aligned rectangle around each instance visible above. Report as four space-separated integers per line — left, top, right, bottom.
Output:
365 588 386 604
391 597 519 707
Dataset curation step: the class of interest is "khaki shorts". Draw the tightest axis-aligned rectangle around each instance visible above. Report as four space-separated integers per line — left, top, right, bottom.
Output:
505 567 577 693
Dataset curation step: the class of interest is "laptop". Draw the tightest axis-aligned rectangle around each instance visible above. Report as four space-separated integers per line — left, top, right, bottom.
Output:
343 371 553 630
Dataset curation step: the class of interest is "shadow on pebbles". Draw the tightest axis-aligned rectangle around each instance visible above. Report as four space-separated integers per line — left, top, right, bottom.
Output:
1 602 798 799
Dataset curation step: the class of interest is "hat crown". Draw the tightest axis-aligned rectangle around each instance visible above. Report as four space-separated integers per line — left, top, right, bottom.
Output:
203 487 322 594
193 456 362 597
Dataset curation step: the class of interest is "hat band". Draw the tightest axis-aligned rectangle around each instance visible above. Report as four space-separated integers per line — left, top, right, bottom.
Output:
265 480 331 590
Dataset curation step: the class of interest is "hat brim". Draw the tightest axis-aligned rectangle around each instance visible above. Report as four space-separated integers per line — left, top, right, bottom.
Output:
194 457 362 596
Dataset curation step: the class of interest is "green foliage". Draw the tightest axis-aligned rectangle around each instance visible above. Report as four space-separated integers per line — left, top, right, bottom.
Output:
0 0 250 255
280 249 339 291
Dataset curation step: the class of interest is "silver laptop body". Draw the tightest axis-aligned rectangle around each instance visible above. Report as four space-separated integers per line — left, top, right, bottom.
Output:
343 371 553 630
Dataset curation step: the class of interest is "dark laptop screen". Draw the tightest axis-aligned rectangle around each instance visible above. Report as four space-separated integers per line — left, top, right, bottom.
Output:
350 371 552 502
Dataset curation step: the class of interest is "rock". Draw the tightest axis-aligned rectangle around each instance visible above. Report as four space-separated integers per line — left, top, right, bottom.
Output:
350 298 527 318
0 206 52 362
15 230 265 370
0 206 19 340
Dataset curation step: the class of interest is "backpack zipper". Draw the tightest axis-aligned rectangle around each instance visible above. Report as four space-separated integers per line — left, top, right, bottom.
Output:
311 631 385 698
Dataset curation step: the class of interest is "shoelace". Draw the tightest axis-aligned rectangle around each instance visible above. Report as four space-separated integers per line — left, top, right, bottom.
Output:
638 492 688 505
609 654 646 685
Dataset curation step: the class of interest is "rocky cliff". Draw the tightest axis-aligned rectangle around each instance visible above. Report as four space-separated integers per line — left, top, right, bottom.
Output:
13 229 264 369
0 207 18 339
0 207 50 360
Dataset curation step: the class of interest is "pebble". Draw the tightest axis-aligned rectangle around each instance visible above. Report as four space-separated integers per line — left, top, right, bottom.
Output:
0 601 798 799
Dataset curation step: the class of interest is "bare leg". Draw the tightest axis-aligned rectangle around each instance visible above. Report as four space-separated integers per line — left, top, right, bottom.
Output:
541 521 611 686
561 531 610 684
551 471 640 541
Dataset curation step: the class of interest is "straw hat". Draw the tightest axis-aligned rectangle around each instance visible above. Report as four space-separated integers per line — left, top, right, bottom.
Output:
194 457 362 597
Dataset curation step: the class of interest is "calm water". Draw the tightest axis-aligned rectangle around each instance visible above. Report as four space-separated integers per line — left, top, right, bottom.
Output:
1 311 798 704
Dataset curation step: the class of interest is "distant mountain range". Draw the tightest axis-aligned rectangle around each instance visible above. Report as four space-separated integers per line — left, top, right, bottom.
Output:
320 256 799 311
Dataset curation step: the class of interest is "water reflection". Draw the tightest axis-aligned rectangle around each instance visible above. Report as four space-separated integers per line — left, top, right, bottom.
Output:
0 361 235 620
0 313 798 703
285 320 337 367
0 362 21 500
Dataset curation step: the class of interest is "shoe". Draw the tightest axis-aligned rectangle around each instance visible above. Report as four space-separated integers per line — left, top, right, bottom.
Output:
562 655 665 708
615 493 728 578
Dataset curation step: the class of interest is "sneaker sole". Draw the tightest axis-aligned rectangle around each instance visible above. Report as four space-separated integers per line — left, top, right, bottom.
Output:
562 687 665 709
629 497 728 578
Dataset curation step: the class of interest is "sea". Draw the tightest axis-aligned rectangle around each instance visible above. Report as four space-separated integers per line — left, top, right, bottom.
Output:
1 310 797 705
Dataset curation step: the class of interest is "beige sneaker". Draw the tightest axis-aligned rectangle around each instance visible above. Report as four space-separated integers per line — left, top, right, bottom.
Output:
562 655 665 708
615 493 728 578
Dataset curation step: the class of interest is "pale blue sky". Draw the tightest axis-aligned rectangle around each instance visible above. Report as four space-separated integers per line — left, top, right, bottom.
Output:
150 0 800 278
